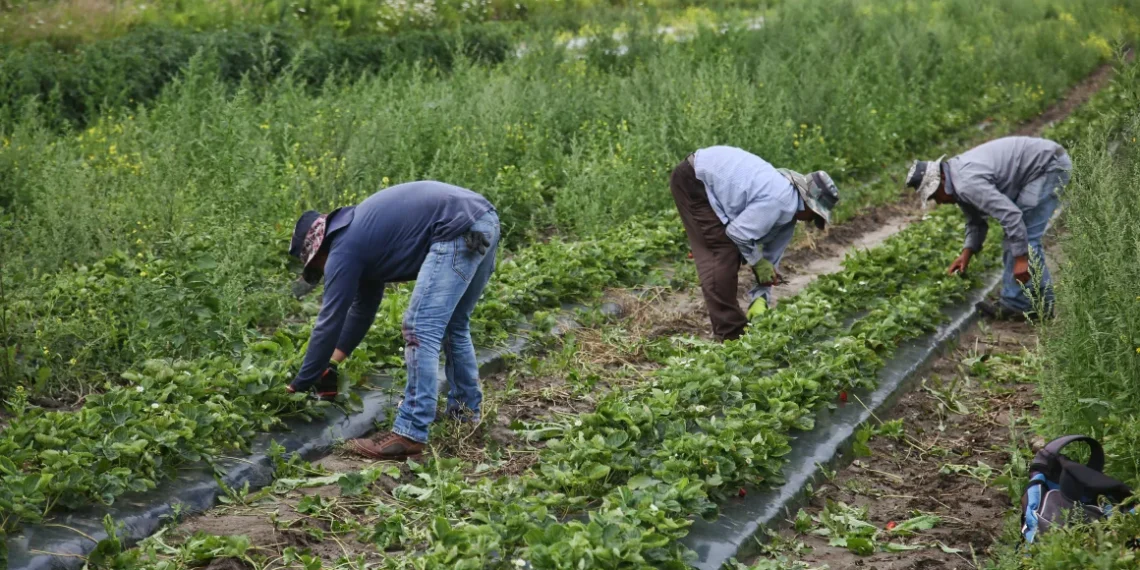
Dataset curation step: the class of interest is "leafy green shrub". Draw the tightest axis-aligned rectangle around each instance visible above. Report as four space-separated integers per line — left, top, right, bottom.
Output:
1038 57 1140 484
989 511 1140 569
0 23 513 132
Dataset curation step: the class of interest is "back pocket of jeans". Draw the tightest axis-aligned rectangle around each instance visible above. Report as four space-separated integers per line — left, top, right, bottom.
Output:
451 238 474 282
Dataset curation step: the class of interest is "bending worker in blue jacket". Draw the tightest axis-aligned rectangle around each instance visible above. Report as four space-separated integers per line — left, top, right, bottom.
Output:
906 136 1071 321
671 146 840 341
287 181 499 459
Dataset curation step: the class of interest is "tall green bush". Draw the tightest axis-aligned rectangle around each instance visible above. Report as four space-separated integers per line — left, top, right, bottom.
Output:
0 23 513 132
1039 58 1140 482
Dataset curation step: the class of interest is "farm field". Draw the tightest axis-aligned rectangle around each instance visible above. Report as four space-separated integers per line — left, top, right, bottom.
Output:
3 0 1140 568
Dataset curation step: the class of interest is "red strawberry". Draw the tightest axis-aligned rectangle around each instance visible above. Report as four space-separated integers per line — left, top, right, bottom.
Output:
839 390 848 403
886 521 897 531
738 487 747 498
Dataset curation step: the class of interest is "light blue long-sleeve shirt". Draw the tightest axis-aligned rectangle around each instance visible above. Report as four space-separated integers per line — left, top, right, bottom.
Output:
693 146 801 301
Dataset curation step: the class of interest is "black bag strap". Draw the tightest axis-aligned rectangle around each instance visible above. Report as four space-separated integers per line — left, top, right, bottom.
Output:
1030 435 1105 479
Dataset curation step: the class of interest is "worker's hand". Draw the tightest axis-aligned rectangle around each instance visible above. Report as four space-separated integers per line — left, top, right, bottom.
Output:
747 297 768 320
291 278 318 299
1013 255 1031 284
947 249 973 276
463 230 491 255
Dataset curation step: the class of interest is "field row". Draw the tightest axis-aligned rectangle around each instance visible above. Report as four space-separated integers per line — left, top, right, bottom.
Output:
2 0 1139 544
112 205 1002 569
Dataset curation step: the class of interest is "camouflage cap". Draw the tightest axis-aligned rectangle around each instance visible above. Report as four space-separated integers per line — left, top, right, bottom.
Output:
778 168 840 230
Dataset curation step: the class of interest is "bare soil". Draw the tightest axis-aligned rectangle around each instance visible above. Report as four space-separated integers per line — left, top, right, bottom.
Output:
750 320 1041 570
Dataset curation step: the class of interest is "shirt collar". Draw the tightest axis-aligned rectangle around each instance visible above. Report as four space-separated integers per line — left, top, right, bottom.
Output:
940 162 956 196
327 206 356 236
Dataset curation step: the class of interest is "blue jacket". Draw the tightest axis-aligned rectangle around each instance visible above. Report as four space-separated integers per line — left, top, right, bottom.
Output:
294 181 493 388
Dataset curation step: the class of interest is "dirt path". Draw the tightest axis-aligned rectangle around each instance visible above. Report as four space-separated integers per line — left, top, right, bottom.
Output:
745 320 1041 569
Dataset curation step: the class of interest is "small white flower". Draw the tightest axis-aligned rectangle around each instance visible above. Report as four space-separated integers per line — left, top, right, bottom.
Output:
694 405 707 413
136 386 144 393
151 403 160 409
649 503 659 512
574 419 583 427
512 559 527 568
745 457 753 465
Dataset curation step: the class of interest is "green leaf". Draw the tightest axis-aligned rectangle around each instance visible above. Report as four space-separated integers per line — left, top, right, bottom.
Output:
338 472 366 497
884 542 923 552
627 474 659 490
891 514 940 536
586 464 611 480
845 536 875 555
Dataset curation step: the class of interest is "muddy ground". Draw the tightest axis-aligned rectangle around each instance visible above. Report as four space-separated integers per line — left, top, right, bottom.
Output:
740 320 1041 570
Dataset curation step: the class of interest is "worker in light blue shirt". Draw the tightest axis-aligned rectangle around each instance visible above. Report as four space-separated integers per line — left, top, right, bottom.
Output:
670 146 839 340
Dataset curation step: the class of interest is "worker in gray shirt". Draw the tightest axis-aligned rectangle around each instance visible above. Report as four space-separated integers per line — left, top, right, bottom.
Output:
671 146 839 340
906 136 1071 320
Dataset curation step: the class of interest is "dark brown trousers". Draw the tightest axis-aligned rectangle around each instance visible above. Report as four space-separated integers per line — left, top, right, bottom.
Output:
669 157 747 341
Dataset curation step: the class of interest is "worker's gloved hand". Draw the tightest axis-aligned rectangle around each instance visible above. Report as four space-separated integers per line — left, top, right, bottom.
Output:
752 262 773 286
1012 255 1031 284
747 297 768 320
464 230 491 255
291 278 318 299
751 263 784 287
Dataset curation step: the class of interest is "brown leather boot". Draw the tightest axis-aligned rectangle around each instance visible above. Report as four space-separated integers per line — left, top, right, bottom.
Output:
346 432 425 460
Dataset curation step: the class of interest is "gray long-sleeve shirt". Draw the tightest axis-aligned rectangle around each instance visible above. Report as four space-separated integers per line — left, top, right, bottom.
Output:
944 136 1069 257
692 146 802 268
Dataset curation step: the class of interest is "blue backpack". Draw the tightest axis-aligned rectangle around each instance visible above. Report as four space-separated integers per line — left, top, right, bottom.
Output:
1021 435 1134 542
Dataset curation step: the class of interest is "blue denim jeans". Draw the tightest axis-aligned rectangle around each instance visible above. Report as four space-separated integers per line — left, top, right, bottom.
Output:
1000 169 1069 313
392 210 499 443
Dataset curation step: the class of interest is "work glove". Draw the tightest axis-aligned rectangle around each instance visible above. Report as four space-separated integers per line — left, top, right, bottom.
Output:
747 297 768 320
286 360 339 399
464 230 491 255
291 278 318 299
751 262 784 287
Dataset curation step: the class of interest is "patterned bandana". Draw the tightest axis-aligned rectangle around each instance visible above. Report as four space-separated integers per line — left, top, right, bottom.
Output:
299 214 329 283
